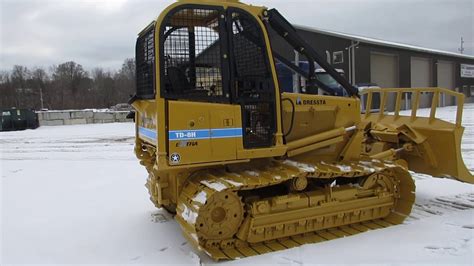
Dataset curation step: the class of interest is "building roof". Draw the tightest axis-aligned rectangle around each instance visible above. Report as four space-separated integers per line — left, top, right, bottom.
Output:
295 24 474 60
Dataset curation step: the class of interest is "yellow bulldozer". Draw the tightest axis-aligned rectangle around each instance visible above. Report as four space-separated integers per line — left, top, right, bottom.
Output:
129 0 473 260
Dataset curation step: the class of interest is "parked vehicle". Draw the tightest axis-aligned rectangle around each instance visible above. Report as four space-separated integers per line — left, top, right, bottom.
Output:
0 108 39 131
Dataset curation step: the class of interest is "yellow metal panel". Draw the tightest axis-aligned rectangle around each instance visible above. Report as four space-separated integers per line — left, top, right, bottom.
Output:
281 93 359 142
168 101 212 165
132 99 158 146
168 101 244 165
209 105 241 161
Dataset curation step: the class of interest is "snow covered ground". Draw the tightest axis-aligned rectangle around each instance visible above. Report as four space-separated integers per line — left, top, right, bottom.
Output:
1 105 474 265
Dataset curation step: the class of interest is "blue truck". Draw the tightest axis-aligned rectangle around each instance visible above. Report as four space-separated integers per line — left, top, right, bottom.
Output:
276 61 347 96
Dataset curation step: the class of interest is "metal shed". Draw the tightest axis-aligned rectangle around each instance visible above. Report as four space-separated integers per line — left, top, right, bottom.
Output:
269 24 474 109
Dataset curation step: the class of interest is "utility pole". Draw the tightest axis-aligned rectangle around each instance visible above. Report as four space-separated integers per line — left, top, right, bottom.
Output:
458 37 465 54
39 86 44 110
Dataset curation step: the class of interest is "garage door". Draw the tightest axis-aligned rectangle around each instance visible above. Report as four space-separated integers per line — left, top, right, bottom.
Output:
371 53 399 111
411 57 432 108
437 61 455 106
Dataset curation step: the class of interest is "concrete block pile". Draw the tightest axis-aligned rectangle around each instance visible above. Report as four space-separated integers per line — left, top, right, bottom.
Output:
37 110 132 126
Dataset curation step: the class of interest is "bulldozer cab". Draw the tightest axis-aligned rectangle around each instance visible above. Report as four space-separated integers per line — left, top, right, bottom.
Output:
161 5 278 163
132 1 359 166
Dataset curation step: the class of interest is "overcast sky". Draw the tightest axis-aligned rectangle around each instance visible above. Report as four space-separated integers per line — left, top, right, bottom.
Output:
0 0 472 72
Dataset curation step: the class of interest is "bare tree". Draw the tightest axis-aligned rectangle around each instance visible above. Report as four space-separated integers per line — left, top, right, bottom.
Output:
0 71 14 108
92 68 116 108
1 58 137 110
115 58 136 102
0 71 9 83
51 61 89 108
31 67 49 109
10 65 31 107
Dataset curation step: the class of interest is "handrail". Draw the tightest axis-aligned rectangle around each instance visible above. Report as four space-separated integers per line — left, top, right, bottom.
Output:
360 87 465 127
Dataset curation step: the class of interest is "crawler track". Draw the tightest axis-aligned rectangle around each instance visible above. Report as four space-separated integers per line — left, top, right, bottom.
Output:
175 159 415 260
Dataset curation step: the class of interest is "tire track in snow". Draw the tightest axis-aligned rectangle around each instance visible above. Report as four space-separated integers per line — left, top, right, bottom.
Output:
408 193 474 221
424 237 473 256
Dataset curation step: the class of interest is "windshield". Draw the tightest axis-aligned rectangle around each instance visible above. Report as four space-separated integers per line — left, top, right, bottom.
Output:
316 73 339 87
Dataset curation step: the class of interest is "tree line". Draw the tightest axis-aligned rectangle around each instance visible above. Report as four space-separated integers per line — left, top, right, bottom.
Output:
0 59 136 110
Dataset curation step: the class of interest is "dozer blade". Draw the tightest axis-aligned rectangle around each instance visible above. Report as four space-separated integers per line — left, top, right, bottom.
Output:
361 87 474 184
401 124 474 184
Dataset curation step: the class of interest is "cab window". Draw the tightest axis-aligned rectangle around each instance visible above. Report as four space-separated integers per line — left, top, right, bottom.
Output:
160 7 229 102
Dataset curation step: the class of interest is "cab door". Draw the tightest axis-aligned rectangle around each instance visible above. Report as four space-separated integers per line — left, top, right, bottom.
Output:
159 5 243 165
167 101 241 165
227 8 277 149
